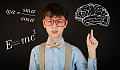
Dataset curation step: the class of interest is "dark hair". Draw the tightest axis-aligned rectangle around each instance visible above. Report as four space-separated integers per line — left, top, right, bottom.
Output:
43 2 69 20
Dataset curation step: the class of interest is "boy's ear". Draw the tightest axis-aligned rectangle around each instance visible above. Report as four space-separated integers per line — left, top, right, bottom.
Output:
64 20 68 28
43 20 46 28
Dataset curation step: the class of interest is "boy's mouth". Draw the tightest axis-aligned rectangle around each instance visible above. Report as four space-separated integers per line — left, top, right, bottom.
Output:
51 31 58 34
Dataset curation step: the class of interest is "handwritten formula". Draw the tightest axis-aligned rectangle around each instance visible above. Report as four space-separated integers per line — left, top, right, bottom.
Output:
5 29 36 50
6 7 36 23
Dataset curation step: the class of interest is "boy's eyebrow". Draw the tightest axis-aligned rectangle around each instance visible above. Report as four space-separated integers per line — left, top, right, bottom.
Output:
45 16 65 19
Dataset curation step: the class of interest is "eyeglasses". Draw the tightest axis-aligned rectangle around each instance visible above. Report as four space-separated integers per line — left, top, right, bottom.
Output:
43 18 67 27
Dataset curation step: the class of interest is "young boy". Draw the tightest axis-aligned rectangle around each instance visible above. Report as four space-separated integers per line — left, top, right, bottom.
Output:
29 2 98 70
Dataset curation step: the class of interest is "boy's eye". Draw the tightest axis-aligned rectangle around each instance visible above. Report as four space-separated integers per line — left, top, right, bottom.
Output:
48 20 53 23
57 21 62 23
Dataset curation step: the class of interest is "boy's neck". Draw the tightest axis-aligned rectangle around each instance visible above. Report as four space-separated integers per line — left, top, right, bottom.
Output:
49 36 62 43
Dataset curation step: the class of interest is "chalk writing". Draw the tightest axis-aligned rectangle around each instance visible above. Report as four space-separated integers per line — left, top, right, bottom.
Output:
5 29 36 50
75 3 110 27
6 7 36 23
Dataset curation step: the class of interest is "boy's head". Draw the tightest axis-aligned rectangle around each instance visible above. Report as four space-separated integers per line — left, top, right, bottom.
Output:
43 2 69 20
42 3 69 42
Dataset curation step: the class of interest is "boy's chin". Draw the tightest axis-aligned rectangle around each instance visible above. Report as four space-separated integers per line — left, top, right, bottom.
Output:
49 35 62 39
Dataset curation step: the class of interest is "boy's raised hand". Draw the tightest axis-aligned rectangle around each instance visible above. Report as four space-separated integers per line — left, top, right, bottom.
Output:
87 29 98 59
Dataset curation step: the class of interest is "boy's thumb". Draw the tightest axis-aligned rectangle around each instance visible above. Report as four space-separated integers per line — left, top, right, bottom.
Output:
87 33 90 42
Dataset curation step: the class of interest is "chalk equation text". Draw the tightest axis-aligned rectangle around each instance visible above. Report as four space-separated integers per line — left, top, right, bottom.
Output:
5 29 36 50
6 7 36 23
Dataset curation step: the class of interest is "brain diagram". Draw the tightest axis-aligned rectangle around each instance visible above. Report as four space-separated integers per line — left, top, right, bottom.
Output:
75 3 110 27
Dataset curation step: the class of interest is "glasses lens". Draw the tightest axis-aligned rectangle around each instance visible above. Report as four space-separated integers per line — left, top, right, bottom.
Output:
44 19 53 25
56 20 65 26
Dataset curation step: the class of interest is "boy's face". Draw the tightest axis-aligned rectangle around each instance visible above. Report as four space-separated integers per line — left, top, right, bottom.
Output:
43 16 68 40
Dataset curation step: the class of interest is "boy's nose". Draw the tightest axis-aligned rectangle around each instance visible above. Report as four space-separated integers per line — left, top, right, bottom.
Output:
52 22 57 27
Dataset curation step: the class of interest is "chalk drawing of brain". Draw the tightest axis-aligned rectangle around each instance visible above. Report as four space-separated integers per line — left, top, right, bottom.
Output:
75 3 110 27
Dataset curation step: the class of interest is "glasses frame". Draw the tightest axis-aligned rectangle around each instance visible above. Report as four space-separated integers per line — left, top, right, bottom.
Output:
43 18 67 27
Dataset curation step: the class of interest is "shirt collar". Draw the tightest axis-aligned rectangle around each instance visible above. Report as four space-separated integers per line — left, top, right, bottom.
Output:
46 37 65 50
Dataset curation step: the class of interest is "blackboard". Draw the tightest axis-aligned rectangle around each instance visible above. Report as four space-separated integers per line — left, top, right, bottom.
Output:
0 0 120 70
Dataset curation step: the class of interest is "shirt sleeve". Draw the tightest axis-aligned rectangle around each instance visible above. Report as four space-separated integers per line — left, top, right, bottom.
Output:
75 48 97 70
88 58 97 70
29 48 39 70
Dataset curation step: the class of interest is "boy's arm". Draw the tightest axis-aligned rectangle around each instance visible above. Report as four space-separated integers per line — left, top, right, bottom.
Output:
76 29 98 70
86 29 98 59
29 49 39 70
75 47 97 70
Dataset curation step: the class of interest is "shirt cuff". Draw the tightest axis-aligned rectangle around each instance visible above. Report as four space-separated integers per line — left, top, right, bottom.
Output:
88 58 97 70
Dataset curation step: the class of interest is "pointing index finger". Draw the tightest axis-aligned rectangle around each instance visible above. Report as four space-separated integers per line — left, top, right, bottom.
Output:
91 29 93 37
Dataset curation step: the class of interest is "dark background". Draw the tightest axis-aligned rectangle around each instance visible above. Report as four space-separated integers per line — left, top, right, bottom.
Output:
0 0 120 70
